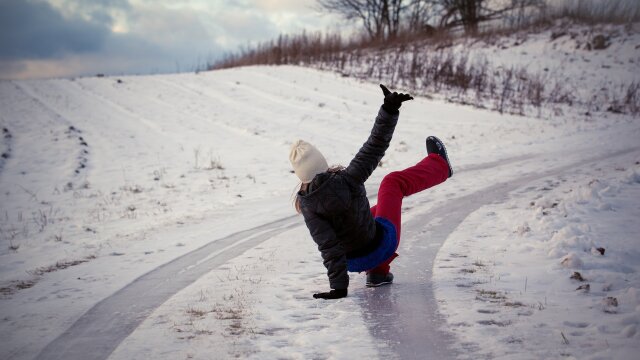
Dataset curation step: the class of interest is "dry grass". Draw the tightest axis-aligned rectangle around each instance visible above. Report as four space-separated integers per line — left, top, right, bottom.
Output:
29 255 97 276
0 279 37 296
550 0 640 24
1 254 98 297
185 306 210 318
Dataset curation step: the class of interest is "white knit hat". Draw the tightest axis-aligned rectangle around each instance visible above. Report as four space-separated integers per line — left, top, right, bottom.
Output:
289 139 329 183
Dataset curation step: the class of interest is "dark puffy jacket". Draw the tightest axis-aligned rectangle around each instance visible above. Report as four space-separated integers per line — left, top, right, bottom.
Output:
297 106 399 289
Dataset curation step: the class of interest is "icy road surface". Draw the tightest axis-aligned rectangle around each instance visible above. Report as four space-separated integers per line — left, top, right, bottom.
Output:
1 65 638 359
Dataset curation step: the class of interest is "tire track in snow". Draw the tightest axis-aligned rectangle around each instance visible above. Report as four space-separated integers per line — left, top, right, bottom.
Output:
68 80 166 136
215 68 369 115
10 82 91 181
356 146 640 360
35 215 302 360
33 150 638 360
149 77 294 142
153 76 361 148
78 77 272 148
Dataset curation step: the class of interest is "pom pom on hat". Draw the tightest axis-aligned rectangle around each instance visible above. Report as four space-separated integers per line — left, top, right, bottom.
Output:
289 140 329 183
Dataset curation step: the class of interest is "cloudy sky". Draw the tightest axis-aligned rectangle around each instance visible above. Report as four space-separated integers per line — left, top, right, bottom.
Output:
0 0 345 80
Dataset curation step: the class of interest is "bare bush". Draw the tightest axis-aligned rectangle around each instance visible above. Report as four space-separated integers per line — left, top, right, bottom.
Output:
623 81 640 115
0 225 20 251
193 147 201 169
205 151 224 171
32 206 61 232
548 0 640 24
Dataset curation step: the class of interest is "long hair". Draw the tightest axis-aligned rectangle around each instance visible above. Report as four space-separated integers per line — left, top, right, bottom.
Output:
293 165 345 213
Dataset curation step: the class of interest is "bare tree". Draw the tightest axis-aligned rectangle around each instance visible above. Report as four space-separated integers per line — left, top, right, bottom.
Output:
438 0 544 34
318 0 412 39
318 0 545 38
406 0 438 32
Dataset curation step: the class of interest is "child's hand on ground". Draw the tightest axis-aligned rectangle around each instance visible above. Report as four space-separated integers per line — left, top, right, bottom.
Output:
313 288 348 300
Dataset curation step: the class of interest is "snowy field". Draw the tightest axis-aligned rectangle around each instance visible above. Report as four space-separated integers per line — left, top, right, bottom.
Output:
435 154 640 359
0 49 639 359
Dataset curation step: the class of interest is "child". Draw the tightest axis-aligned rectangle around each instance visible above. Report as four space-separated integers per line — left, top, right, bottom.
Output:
290 84 452 299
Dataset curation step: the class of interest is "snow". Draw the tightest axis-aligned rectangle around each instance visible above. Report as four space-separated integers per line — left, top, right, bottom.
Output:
109 226 379 360
0 22 639 359
458 22 640 95
434 155 640 359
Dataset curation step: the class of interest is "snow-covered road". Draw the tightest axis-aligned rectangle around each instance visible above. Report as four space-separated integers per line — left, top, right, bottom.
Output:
1 65 639 359
34 145 639 360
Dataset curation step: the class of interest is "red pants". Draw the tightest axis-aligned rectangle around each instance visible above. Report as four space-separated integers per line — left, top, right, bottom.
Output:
368 153 449 274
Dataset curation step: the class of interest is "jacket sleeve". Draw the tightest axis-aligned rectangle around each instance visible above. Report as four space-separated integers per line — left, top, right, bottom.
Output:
301 209 349 290
345 106 399 184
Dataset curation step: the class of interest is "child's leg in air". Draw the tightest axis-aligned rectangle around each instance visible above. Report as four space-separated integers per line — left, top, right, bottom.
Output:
369 153 449 274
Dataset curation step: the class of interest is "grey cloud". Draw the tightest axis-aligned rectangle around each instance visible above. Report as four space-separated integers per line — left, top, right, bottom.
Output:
214 10 279 42
0 0 339 79
88 9 115 27
88 0 131 9
0 59 27 75
62 0 132 26
0 0 217 76
112 5 222 69
0 0 111 60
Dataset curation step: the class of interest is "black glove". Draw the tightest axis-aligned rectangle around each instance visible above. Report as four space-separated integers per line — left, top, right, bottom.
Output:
313 288 348 300
380 84 413 113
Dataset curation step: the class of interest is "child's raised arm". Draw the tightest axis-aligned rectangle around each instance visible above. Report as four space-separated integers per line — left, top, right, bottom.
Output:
345 84 413 184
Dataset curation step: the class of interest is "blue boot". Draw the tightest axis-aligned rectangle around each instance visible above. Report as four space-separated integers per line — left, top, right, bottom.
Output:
426 136 453 178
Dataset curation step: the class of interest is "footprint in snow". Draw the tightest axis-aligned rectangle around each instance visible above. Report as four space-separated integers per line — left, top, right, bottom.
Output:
270 339 292 348
477 319 511 327
563 321 589 328
477 309 499 314
456 283 473 288
288 313 319 322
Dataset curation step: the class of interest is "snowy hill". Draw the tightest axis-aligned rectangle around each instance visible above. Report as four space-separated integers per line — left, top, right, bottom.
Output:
306 21 640 118
1 25 639 359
